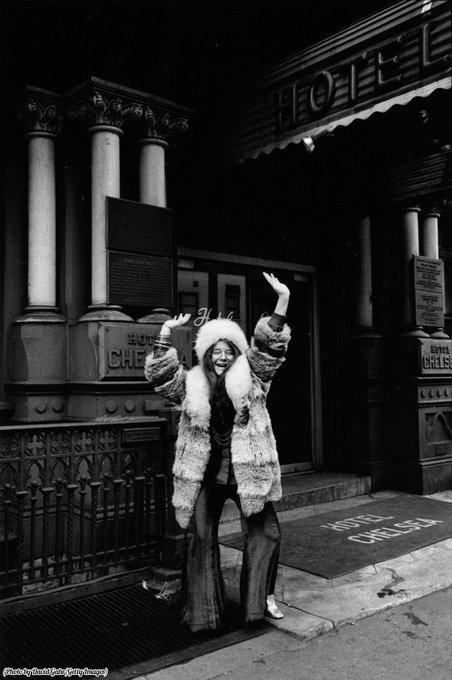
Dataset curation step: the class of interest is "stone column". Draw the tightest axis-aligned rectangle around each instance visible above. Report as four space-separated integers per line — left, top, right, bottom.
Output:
139 138 168 207
420 208 440 259
346 214 384 488
90 124 122 308
14 87 64 321
8 87 66 422
352 216 374 332
67 80 142 321
421 206 448 338
137 107 188 324
399 206 428 336
139 107 188 207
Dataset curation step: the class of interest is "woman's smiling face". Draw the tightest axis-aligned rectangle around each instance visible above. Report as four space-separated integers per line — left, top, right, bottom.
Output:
211 340 236 375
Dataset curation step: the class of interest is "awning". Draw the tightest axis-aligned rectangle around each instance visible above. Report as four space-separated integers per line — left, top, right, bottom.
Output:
246 76 451 161
218 0 451 165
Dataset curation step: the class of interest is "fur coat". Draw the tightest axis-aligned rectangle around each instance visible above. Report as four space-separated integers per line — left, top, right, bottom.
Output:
144 317 291 529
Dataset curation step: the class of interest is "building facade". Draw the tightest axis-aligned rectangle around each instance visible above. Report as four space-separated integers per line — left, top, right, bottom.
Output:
0 0 451 603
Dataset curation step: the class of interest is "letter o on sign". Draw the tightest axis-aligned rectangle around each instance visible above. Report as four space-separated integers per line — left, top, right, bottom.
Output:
308 71 336 116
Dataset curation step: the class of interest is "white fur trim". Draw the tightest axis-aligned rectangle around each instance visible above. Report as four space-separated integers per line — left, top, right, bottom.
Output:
183 366 211 428
194 319 249 362
224 355 253 411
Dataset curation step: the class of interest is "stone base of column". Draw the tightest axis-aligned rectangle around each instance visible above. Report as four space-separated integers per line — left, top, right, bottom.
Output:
6 385 67 423
7 319 68 423
343 335 386 490
9 319 67 382
79 304 134 322
14 306 66 323
67 319 192 420
66 383 166 421
388 458 452 495
344 378 386 491
137 308 172 324
397 327 430 338
430 328 449 339
0 400 15 424
385 376 452 494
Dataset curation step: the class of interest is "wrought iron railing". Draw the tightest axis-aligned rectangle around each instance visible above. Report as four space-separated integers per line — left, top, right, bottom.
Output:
0 418 167 602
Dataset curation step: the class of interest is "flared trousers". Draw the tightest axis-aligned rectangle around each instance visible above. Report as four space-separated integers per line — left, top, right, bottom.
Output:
182 482 281 632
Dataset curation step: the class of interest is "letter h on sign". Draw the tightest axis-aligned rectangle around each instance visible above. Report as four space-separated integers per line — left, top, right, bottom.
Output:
275 84 298 132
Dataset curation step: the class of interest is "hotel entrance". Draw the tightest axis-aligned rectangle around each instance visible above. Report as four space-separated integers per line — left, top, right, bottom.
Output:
177 255 323 474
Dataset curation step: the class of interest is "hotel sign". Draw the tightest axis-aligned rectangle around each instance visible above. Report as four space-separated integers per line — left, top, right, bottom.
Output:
275 18 449 133
98 323 192 380
419 339 452 374
221 1 451 164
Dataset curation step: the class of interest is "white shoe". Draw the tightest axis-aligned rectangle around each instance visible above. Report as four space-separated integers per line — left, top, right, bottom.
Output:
265 594 284 619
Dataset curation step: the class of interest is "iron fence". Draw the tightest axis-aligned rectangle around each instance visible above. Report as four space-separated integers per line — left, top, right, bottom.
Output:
0 419 167 601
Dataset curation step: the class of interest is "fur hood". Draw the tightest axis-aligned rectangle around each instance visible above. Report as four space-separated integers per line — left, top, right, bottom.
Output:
194 318 249 363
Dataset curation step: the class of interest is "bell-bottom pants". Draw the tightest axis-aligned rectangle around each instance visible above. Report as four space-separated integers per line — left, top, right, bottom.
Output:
181 482 281 632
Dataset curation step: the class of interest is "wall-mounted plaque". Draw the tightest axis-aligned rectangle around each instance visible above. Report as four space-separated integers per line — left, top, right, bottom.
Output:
414 256 444 293
107 251 173 308
415 292 445 328
418 338 452 375
414 256 445 328
107 197 172 256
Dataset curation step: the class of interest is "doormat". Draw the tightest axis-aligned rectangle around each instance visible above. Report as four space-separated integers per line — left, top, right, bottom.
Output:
221 494 452 579
0 584 269 679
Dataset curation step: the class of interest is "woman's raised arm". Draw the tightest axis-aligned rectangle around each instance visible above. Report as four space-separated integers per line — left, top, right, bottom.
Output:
262 272 290 318
153 313 191 357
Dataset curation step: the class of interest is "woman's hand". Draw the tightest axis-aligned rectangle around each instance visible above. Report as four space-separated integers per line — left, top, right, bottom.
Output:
161 313 191 336
263 272 290 317
165 313 191 329
263 272 290 298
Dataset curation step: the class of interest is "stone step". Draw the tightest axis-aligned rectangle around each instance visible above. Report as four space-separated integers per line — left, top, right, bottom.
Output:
219 472 372 524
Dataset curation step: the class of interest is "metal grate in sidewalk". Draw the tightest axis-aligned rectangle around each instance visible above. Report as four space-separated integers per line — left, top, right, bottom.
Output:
0 584 269 679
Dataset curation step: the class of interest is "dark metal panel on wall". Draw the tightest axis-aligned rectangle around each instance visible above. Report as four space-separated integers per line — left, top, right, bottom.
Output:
389 150 452 202
105 197 175 310
218 0 451 164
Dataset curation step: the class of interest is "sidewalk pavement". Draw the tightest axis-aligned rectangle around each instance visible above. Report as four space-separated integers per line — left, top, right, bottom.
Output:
135 489 452 680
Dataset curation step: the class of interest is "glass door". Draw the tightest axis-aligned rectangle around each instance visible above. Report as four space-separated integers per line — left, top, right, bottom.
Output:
217 273 246 331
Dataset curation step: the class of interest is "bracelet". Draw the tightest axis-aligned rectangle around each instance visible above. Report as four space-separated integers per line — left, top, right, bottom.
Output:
154 335 172 351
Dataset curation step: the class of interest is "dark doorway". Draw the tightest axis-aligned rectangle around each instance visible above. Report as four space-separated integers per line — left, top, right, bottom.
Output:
249 269 315 472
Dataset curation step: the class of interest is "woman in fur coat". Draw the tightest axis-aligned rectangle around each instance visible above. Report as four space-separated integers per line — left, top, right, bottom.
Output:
145 272 290 631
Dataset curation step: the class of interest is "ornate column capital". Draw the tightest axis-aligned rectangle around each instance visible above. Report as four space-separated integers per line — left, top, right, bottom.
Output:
421 199 449 217
65 77 194 140
66 77 143 131
12 86 63 137
142 105 189 143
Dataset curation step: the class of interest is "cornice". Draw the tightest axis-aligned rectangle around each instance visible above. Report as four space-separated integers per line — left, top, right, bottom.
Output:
10 77 194 141
66 81 143 129
65 77 193 138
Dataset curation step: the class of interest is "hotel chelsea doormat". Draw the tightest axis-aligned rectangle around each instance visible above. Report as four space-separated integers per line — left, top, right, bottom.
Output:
221 494 452 579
